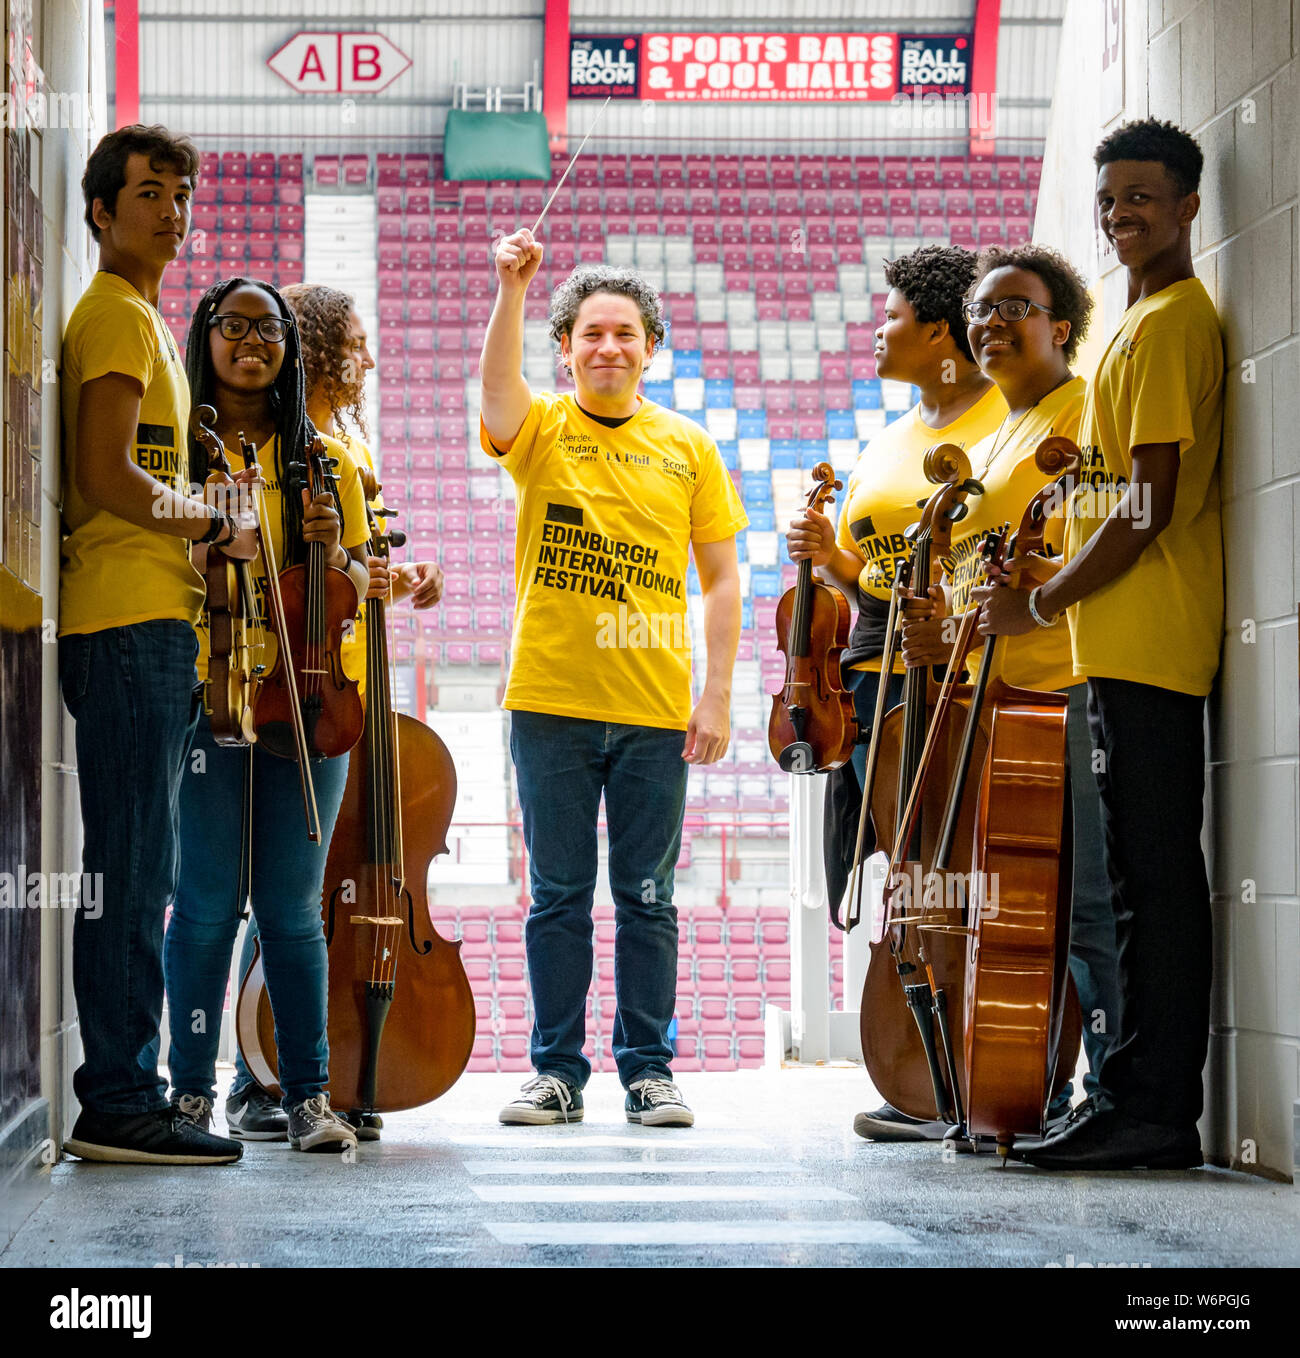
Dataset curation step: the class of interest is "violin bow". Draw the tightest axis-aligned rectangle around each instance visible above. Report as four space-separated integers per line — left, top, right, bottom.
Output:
238 428 322 843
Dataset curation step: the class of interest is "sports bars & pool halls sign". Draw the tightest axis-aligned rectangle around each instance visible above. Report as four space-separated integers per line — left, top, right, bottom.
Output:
569 33 972 101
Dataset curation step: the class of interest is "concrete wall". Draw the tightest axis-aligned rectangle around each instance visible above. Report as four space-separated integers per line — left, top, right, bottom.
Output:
39 0 106 1161
1038 0 1298 1179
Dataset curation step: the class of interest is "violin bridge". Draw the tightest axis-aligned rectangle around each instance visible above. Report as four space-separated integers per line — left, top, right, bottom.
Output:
349 915 405 926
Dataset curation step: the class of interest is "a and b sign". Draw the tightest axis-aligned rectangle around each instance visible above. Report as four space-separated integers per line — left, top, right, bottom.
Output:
268 31 412 94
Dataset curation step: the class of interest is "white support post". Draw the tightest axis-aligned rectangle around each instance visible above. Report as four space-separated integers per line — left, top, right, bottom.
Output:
786 770 829 1063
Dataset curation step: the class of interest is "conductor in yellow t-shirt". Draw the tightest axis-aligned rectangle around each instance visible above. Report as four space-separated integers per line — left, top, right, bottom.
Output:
481 232 747 1129
979 120 1223 1171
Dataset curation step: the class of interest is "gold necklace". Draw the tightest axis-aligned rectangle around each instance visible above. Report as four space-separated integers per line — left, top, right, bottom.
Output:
977 373 1073 481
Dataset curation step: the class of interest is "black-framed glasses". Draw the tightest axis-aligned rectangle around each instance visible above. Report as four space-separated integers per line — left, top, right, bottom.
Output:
962 298 1055 324
209 313 291 343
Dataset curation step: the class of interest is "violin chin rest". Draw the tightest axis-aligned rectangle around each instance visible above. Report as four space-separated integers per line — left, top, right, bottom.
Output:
778 741 817 774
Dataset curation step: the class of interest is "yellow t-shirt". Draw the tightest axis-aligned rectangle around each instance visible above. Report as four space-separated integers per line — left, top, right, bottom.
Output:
1065 278 1225 696
59 271 203 636
195 431 369 684
947 377 1085 692
834 383 1008 671
480 392 748 730
337 434 381 696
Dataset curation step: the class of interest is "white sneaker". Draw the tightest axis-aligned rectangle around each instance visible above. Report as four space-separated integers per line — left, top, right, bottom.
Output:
287 1094 358 1153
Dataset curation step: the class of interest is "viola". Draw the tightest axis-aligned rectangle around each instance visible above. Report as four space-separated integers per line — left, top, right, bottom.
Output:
253 432 364 763
236 492 475 1116
768 462 857 772
190 404 261 746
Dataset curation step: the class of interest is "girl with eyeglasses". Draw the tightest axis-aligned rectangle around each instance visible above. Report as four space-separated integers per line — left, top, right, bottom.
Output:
900 244 1118 1141
162 276 373 1154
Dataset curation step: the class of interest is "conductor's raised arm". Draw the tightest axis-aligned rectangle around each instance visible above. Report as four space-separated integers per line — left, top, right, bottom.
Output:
480 229 543 451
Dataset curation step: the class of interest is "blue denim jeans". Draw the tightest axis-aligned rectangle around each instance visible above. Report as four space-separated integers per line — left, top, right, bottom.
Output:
59 621 201 1115
510 710 689 1090
163 711 348 1107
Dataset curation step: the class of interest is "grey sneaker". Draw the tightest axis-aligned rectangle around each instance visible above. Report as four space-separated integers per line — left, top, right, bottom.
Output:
499 1074 583 1125
625 1077 694 1127
286 1094 358 1153
171 1093 213 1133
225 1084 289 1142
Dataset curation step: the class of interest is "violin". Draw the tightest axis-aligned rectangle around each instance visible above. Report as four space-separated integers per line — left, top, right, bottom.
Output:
191 404 262 746
253 432 364 763
768 462 857 772
236 491 475 1114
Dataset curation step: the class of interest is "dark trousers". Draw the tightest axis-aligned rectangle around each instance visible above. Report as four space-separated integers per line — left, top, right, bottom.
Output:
59 621 201 1115
1088 677 1212 1128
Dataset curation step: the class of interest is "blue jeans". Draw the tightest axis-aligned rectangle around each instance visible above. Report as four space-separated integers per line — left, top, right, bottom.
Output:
163 712 349 1107
59 621 201 1115
511 711 689 1089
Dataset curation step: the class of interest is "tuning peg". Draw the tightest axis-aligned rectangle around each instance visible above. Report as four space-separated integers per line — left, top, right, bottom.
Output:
376 504 400 517
387 530 408 549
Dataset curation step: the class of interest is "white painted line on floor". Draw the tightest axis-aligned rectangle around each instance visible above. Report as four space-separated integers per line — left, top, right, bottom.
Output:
447 1134 768 1150
463 1160 805 1176
485 1220 915 1246
473 1185 855 1203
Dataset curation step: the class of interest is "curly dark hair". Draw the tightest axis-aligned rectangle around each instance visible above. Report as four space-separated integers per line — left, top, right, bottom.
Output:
547 265 666 360
83 124 199 241
971 244 1093 365
883 245 981 363
1094 118 1203 196
184 276 338 569
282 283 369 440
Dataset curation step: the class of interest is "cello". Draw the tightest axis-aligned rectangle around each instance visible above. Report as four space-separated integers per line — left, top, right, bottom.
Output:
858 437 1084 1142
854 447 987 1123
236 489 476 1117
768 462 858 772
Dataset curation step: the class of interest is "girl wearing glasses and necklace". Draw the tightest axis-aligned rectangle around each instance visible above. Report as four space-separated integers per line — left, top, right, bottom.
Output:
162 277 373 1154
899 245 1118 1141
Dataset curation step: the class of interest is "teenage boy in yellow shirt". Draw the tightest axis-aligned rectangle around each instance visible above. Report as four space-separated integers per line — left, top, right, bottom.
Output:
979 120 1223 1170
482 237 746 1128
59 126 257 1164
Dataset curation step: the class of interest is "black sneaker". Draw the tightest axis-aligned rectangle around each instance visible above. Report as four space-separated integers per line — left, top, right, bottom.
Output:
225 1084 289 1142
625 1077 694 1127
171 1093 214 1133
342 1111 383 1142
65 1107 242 1165
286 1094 358 1153
853 1102 947 1142
499 1074 583 1125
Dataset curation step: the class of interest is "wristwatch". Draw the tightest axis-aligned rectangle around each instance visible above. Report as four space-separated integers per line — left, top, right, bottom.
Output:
1027 585 1059 628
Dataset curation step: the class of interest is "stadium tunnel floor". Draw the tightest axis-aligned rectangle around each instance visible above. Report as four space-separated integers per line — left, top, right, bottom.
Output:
5 1068 1297 1270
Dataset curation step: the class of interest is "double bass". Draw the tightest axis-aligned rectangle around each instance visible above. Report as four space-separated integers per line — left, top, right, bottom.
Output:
237 481 475 1118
